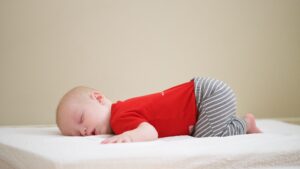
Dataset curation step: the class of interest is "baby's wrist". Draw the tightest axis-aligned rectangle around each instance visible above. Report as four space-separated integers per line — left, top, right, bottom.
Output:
122 132 134 142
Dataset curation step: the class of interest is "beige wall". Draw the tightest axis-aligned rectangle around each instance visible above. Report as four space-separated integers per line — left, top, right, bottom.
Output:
0 0 299 125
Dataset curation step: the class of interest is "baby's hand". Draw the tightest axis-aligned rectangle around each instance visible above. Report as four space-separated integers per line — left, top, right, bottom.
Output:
189 125 194 135
101 122 158 144
101 134 133 144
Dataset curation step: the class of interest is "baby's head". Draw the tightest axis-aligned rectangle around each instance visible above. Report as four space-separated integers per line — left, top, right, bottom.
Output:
56 86 113 136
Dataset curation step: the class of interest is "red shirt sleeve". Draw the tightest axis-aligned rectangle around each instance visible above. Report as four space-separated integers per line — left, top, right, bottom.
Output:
110 107 147 134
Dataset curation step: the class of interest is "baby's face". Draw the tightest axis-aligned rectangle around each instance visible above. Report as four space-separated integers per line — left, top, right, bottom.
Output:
58 93 112 136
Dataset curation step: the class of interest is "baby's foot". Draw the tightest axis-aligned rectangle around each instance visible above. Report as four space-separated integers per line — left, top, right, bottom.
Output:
245 113 262 134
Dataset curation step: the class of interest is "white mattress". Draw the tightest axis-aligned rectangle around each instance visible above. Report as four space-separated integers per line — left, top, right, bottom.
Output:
0 120 300 169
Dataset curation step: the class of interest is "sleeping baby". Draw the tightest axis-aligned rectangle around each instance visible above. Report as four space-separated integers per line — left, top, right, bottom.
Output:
56 77 261 144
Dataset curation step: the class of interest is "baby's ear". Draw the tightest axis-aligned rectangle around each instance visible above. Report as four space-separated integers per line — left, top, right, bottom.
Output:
90 91 103 102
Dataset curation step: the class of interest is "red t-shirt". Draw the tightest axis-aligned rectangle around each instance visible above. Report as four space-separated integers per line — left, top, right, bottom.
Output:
110 80 198 138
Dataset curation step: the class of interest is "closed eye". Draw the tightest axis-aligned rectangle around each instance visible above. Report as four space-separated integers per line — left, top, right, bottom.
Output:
80 112 85 124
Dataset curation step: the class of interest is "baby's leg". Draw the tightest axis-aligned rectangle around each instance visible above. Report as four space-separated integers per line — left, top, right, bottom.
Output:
193 77 247 137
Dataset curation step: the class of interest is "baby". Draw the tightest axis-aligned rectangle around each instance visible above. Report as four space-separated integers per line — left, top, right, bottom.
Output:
56 77 261 144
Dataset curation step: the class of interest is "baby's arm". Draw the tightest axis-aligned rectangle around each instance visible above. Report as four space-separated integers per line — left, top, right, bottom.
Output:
101 122 158 144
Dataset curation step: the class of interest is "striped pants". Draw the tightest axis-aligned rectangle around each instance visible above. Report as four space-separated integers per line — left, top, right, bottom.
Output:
192 77 246 137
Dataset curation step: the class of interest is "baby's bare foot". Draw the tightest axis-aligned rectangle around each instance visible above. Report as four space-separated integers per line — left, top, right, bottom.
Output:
245 113 262 134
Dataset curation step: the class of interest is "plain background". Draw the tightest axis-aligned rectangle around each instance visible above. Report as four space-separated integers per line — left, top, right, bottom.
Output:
0 0 299 125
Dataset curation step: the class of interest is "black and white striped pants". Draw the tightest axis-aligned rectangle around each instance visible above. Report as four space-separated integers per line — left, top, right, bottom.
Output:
192 77 246 137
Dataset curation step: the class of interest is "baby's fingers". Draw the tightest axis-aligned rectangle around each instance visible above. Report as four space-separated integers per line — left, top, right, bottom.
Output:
101 135 132 144
101 137 117 144
116 137 131 143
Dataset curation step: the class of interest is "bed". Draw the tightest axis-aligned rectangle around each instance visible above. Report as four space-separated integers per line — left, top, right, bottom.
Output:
0 120 300 169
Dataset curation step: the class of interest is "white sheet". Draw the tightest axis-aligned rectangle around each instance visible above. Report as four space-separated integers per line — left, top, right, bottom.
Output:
0 120 300 169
